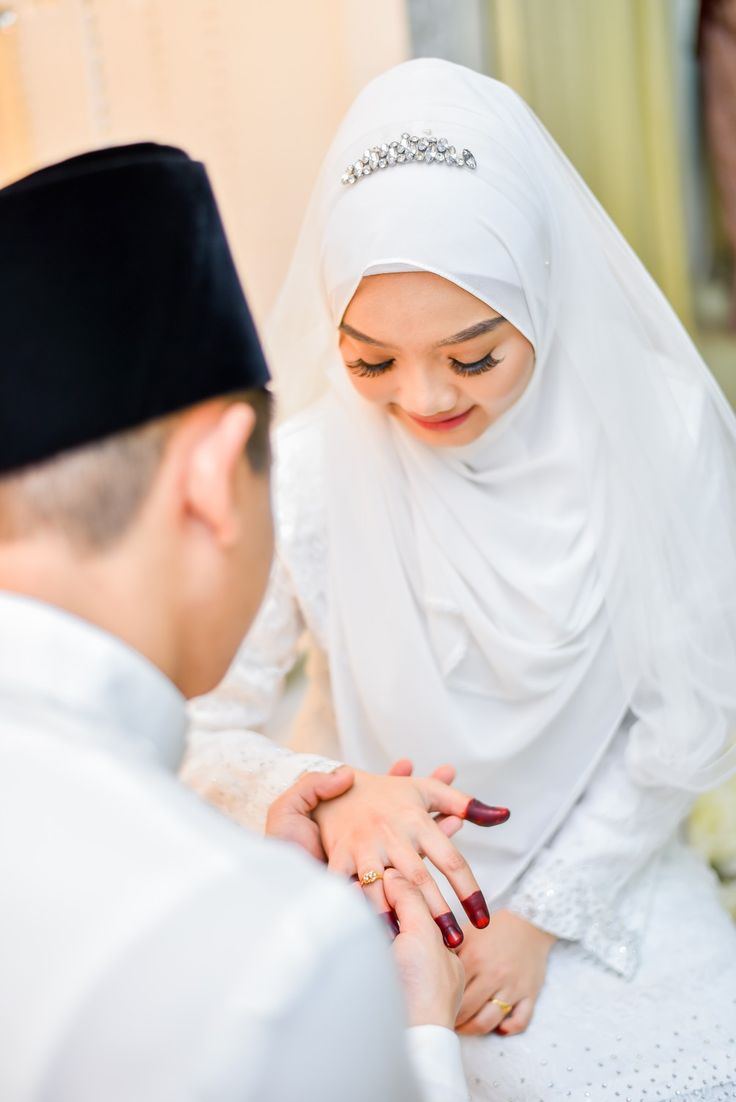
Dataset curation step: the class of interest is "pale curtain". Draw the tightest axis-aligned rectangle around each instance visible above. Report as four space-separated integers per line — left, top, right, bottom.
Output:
487 0 694 328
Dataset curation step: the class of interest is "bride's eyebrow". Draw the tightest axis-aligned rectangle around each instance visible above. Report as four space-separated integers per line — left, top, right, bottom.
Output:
338 316 507 348
338 322 387 347
435 317 508 346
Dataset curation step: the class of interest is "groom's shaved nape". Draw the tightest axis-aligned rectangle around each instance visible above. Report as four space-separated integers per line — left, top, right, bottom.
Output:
0 388 272 551
0 415 171 550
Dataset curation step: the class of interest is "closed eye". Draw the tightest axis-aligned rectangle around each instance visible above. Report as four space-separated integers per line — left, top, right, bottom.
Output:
450 351 503 376
346 357 395 378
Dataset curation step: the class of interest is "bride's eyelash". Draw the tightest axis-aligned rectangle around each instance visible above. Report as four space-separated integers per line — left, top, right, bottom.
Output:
346 351 503 379
450 352 502 376
346 358 394 378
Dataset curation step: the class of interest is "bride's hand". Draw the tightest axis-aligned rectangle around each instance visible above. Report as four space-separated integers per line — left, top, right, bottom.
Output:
312 766 509 947
455 910 556 1036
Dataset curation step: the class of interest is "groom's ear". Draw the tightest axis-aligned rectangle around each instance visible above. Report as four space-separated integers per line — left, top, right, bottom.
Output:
184 402 258 547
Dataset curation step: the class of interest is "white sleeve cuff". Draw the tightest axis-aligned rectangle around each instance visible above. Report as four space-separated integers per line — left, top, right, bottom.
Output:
406 1025 469 1102
180 726 342 834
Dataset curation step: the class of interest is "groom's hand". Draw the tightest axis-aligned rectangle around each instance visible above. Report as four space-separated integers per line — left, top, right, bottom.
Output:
313 767 509 947
265 766 355 861
384 868 465 1030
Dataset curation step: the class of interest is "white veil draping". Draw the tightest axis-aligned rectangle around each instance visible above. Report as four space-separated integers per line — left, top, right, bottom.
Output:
266 59 736 895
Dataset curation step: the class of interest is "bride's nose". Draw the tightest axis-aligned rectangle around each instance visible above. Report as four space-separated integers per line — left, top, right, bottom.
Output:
400 362 456 416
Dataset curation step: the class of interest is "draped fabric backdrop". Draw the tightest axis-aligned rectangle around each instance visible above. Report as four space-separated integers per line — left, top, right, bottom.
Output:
0 0 409 323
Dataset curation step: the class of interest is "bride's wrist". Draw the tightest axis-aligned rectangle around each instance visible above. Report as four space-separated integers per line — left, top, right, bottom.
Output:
527 919 557 951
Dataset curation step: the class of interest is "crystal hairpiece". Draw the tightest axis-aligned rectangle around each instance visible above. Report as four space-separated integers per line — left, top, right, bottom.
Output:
341 133 477 186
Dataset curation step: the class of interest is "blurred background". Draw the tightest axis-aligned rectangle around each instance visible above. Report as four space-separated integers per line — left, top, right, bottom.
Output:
1 0 735 908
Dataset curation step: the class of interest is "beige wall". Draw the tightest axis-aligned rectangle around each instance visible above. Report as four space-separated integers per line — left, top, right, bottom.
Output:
0 0 409 322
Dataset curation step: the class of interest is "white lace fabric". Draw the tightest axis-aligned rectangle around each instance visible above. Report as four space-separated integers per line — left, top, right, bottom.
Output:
463 844 736 1102
505 723 693 977
507 854 644 980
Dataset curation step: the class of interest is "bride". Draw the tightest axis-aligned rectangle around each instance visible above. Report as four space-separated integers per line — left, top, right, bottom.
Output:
184 59 736 1099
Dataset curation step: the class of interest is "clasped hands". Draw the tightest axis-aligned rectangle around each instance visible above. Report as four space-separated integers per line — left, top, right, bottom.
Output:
266 759 553 1035
267 759 508 946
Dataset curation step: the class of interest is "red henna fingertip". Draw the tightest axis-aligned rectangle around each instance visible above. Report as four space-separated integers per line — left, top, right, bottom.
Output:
462 889 491 928
434 911 464 948
463 799 511 827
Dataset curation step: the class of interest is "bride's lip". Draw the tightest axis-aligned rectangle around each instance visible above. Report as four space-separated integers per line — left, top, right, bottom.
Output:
406 407 475 431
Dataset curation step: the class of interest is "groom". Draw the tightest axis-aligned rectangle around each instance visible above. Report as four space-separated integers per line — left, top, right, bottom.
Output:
0 144 468 1101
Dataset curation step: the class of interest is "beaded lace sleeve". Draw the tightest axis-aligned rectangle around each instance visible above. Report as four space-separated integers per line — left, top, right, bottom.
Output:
181 555 341 833
507 722 693 978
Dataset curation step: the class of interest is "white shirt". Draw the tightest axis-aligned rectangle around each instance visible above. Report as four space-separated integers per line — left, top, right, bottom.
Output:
0 592 468 1102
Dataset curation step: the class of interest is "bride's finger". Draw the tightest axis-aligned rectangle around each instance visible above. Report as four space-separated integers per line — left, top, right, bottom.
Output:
387 758 414 776
355 858 391 917
434 813 464 839
387 761 456 784
497 995 534 1036
418 823 490 929
327 846 356 879
419 778 510 828
455 977 488 1028
387 841 464 948
456 994 512 1036
346 871 399 938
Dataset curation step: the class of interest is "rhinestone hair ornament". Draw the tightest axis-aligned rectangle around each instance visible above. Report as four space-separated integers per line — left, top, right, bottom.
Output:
340 132 476 186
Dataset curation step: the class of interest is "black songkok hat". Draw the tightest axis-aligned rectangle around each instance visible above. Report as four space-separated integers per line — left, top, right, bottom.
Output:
0 142 270 474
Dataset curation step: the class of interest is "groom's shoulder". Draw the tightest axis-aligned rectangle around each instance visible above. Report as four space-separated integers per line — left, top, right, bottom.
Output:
193 816 379 978
219 818 359 920
137 762 370 944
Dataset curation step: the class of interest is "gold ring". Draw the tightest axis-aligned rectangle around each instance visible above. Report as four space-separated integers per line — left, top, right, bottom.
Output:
491 997 513 1017
359 870 384 887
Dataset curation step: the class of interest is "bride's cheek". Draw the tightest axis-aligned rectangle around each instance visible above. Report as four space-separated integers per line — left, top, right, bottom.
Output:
487 362 529 411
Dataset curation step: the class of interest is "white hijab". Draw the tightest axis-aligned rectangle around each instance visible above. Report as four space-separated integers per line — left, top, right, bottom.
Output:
267 60 736 894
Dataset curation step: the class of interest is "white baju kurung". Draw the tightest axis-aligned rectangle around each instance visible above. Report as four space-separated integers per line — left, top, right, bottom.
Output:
185 412 736 1102
0 591 469 1102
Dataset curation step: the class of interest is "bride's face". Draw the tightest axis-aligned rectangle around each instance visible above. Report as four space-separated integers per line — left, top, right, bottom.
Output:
339 271 535 447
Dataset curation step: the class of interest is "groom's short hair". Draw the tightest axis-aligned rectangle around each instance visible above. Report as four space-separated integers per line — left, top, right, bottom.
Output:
0 387 272 551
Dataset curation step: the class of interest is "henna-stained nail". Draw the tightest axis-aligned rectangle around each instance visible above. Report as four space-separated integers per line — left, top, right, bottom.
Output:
381 910 401 939
463 799 510 827
434 911 464 948
462 889 491 928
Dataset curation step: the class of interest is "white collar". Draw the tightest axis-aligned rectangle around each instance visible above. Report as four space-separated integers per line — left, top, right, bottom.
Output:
0 591 186 773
